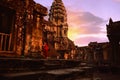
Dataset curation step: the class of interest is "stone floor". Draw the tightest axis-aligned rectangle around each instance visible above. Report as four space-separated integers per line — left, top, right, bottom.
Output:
1 58 120 80
93 72 120 80
74 72 120 80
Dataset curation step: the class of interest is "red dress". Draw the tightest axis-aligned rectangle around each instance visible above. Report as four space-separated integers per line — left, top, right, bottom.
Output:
43 44 49 58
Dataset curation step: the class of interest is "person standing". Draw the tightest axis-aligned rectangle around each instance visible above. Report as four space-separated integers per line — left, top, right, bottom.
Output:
42 41 49 59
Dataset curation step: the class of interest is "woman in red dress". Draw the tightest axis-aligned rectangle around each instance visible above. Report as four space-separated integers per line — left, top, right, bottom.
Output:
42 42 49 59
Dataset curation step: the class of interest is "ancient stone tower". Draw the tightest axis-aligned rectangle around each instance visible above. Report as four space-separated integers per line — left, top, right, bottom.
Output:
49 0 69 58
49 0 68 37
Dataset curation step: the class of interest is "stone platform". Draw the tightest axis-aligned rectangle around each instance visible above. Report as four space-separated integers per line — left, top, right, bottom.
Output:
0 58 81 73
0 58 85 80
0 67 93 80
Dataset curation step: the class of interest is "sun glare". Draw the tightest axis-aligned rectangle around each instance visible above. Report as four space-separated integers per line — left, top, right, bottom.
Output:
68 27 80 40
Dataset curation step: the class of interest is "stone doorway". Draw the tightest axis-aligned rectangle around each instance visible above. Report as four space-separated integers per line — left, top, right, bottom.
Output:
0 6 15 52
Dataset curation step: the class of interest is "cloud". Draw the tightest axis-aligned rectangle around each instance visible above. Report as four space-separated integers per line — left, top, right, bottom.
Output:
78 12 105 25
67 9 108 46
67 10 107 35
114 0 120 2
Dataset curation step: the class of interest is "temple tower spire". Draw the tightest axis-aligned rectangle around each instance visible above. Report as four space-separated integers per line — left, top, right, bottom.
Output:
49 0 68 37
48 0 70 58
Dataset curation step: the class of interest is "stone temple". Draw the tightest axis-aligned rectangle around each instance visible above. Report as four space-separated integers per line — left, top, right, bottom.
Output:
0 0 76 59
1 0 120 80
48 0 75 58
106 18 120 67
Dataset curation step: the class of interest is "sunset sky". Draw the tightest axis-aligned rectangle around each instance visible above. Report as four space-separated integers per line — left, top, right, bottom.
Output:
34 0 120 46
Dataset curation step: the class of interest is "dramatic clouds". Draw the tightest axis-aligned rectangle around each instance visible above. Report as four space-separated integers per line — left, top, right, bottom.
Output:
67 10 108 46
68 11 106 34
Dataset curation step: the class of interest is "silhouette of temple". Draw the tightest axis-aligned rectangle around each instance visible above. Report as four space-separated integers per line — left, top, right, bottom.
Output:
0 0 76 58
106 18 120 66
